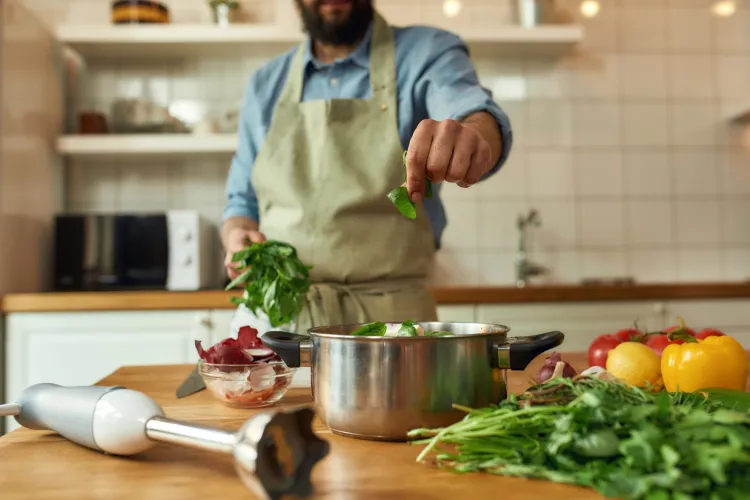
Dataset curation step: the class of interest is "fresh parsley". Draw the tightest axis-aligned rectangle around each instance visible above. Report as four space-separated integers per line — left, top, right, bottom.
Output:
409 376 750 500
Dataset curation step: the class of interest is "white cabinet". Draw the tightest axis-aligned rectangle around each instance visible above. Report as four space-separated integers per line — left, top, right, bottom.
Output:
4 310 212 433
476 301 667 352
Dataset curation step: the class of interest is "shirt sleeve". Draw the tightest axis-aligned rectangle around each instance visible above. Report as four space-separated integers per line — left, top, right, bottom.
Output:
222 75 261 223
415 31 513 177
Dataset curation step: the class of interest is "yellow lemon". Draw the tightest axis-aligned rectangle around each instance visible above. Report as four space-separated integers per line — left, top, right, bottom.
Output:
605 342 662 388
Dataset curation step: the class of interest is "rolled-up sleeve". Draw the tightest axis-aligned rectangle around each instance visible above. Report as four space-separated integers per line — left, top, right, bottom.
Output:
417 32 513 177
223 77 261 222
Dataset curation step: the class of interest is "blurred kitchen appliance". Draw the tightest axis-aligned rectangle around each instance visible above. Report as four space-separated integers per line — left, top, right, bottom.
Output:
53 210 216 291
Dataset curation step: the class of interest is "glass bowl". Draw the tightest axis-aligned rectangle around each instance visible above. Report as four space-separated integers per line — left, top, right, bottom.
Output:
197 360 296 408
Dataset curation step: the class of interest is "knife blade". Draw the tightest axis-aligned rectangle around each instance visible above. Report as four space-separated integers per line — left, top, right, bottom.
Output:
176 367 205 398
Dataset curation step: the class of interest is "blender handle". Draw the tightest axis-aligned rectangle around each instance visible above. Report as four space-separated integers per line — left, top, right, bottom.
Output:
261 331 312 368
497 331 565 370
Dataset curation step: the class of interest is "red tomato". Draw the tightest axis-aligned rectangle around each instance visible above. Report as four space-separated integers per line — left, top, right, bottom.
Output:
614 328 642 342
695 328 725 340
588 334 623 368
645 334 685 356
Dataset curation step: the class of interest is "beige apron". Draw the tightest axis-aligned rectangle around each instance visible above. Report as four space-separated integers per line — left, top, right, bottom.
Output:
251 12 438 332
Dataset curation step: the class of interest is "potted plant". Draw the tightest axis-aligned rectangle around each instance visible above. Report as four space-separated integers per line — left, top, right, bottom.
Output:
209 0 239 27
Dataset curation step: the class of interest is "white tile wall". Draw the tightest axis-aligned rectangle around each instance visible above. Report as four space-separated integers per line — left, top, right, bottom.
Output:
20 0 750 286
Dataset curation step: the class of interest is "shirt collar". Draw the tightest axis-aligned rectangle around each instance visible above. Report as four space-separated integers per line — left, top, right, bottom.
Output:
303 20 373 71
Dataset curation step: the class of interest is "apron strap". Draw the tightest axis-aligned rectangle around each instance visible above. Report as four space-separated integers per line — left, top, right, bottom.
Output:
278 41 308 104
277 12 397 106
369 12 397 105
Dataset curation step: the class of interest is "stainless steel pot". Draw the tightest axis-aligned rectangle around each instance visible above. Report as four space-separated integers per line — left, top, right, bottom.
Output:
261 322 564 442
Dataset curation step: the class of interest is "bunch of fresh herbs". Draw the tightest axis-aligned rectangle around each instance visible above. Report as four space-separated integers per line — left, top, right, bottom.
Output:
225 240 312 328
409 376 750 500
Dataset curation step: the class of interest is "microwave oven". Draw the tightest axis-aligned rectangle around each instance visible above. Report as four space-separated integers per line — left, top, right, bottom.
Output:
53 210 216 291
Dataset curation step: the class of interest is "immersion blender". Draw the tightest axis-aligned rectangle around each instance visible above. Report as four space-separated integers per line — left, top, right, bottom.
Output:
0 383 330 500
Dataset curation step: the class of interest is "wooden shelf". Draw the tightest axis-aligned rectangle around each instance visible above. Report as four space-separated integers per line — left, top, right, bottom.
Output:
56 134 237 157
56 23 584 60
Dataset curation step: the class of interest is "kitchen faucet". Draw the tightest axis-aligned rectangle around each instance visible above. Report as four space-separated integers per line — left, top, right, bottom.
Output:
515 209 546 288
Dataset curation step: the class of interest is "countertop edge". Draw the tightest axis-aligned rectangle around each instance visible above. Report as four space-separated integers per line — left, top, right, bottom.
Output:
2 283 750 313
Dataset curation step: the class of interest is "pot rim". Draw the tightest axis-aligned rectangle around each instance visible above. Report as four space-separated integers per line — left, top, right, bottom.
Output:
305 321 511 340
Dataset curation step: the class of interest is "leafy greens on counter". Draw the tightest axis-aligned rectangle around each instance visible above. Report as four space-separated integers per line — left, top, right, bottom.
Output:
409 375 750 500
225 240 312 328
388 151 433 220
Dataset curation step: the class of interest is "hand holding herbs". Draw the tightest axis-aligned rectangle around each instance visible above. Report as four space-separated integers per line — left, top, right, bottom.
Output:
225 240 312 328
388 151 433 220
409 372 750 500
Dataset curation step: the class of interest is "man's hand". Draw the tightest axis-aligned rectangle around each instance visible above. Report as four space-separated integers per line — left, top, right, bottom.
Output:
405 112 501 202
223 223 266 281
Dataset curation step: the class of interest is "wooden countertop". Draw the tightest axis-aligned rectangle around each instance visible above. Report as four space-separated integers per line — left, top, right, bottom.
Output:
2 282 750 313
0 353 608 500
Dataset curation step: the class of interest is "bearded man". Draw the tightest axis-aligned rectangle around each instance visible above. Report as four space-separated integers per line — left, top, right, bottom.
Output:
221 0 513 330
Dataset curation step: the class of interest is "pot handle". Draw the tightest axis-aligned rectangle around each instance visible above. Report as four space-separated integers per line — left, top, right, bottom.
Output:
497 331 565 370
261 331 312 368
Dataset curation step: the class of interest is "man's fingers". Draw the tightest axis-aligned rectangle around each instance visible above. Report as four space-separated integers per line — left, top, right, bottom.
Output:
248 230 267 244
406 120 437 202
427 120 461 184
463 140 492 186
445 128 475 183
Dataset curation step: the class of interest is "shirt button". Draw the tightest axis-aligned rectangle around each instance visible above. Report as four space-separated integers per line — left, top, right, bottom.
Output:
330 77 340 86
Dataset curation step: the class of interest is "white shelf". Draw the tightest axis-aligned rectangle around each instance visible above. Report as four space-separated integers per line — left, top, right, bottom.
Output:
56 23 584 60
57 134 237 157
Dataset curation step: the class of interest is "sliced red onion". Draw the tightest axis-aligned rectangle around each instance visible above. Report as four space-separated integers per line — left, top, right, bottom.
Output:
245 347 275 358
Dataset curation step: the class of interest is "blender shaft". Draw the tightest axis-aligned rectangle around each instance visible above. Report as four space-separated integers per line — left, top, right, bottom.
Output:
146 416 236 454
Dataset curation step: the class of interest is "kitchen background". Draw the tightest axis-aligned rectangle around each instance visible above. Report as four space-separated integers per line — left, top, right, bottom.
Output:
13 0 750 288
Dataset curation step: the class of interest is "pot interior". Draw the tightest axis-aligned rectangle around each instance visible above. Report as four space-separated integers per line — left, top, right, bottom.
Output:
307 321 510 339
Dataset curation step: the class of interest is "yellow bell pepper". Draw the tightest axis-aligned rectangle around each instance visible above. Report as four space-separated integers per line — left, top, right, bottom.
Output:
661 335 749 393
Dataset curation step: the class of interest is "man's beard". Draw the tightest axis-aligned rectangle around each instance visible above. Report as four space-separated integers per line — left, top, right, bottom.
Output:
295 0 374 46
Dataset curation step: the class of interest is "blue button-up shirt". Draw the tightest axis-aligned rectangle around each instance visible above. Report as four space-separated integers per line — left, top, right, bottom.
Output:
223 22 513 249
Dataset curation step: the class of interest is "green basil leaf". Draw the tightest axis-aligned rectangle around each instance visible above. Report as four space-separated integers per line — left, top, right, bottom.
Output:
424 331 454 337
388 186 416 219
425 179 433 199
398 320 418 337
351 322 387 337
224 268 253 291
